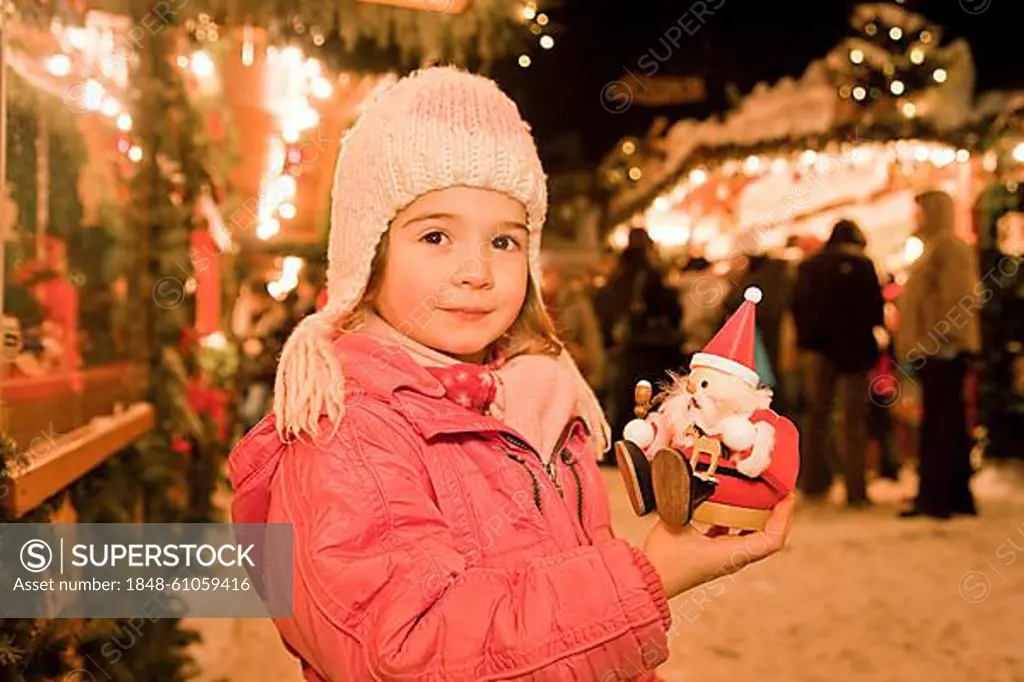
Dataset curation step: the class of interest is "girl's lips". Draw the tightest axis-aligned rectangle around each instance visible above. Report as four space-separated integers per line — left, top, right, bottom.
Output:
442 308 492 321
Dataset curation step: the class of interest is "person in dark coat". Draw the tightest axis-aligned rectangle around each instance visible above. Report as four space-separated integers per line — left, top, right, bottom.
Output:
594 228 684 443
792 219 885 506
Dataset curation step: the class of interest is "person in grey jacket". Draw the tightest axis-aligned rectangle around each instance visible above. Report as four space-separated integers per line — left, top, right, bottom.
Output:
896 190 982 519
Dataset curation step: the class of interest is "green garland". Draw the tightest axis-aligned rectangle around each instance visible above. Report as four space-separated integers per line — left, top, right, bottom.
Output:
85 0 526 69
5 74 38 261
44 102 87 243
608 116 1006 227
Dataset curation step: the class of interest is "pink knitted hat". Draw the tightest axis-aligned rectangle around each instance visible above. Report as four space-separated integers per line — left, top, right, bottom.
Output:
274 67 551 440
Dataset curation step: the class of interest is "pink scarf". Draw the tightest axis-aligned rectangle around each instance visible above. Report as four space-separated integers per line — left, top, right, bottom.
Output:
359 314 604 463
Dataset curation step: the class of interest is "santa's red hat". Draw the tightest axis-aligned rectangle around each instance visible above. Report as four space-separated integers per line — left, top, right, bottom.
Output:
692 286 762 387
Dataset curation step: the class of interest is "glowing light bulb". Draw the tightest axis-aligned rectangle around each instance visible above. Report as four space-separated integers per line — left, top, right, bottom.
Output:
849 49 864 64
901 101 916 118
890 80 905 95
889 27 903 40
522 5 537 20
653 197 670 212
46 54 72 77
128 145 143 162
852 86 867 101
100 97 120 117
540 35 554 49
689 168 708 186
910 48 925 65
190 50 215 78
536 13 549 25
956 149 970 163
904 236 924 263
176 55 189 68
279 202 297 219
283 256 304 275
744 155 762 174
518 54 532 68
242 40 255 67
628 166 642 181
282 127 300 144
116 113 132 131
298 107 320 130
933 68 947 83
276 175 297 199
1013 142 1024 164
312 76 332 99
257 219 281 240
65 28 87 50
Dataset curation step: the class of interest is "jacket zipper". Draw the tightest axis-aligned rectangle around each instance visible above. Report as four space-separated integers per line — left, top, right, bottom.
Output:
499 418 586 534
504 452 542 511
561 449 585 531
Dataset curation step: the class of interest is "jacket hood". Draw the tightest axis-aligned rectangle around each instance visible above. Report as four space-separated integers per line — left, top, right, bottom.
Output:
228 330 447 525
915 190 956 240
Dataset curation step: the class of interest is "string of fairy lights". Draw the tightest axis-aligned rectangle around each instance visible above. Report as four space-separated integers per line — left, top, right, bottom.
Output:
517 2 556 68
39 12 334 247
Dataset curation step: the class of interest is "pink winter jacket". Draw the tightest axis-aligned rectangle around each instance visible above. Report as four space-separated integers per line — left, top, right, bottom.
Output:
228 332 672 681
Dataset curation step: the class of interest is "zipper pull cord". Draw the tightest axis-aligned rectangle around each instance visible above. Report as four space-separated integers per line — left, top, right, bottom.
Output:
561 449 585 529
544 459 564 497
506 452 542 512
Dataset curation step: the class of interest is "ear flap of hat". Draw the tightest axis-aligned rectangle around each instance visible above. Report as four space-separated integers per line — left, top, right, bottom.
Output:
556 349 611 458
273 311 347 441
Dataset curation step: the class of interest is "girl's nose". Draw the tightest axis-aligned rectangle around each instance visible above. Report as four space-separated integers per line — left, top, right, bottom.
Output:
456 255 493 289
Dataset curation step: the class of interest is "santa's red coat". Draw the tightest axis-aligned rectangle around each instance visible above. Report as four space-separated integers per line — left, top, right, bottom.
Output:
677 409 800 510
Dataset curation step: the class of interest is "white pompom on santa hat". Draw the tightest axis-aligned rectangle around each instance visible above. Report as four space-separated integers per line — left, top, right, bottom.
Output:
690 286 763 387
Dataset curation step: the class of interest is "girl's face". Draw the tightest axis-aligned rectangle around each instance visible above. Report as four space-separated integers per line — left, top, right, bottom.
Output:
375 186 530 363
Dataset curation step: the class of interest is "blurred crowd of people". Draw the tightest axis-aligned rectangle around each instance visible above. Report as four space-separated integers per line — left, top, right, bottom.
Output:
543 188 982 520
231 266 324 430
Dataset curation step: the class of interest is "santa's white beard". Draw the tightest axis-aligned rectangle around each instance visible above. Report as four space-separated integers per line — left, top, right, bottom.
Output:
662 395 715 442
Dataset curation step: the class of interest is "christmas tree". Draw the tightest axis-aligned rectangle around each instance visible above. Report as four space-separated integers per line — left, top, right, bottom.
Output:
828 2 955 122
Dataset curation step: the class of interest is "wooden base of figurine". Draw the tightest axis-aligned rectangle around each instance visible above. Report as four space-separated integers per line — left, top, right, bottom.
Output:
691 501 771 532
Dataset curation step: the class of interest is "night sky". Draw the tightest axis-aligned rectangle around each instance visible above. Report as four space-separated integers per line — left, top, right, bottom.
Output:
489 0 1024 173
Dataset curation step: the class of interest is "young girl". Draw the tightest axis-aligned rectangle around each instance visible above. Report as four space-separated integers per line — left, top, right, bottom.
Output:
229 67 794 682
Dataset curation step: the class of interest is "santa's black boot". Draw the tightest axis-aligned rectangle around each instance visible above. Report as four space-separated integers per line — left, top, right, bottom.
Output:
650 448 718 528
615 440 657 517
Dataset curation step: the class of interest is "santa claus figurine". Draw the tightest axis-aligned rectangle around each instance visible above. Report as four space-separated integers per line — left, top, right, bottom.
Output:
615 287 800 531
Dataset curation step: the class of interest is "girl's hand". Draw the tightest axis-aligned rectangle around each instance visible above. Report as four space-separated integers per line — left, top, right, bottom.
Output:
642 494 795 599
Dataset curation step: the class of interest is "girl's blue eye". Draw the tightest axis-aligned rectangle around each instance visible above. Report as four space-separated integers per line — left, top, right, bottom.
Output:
492 234 520 251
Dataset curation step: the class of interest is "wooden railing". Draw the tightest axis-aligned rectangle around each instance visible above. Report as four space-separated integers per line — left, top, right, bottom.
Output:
1 363 155 518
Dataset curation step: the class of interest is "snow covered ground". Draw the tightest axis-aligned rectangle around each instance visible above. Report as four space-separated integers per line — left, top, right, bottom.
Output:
190 463 1024 681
